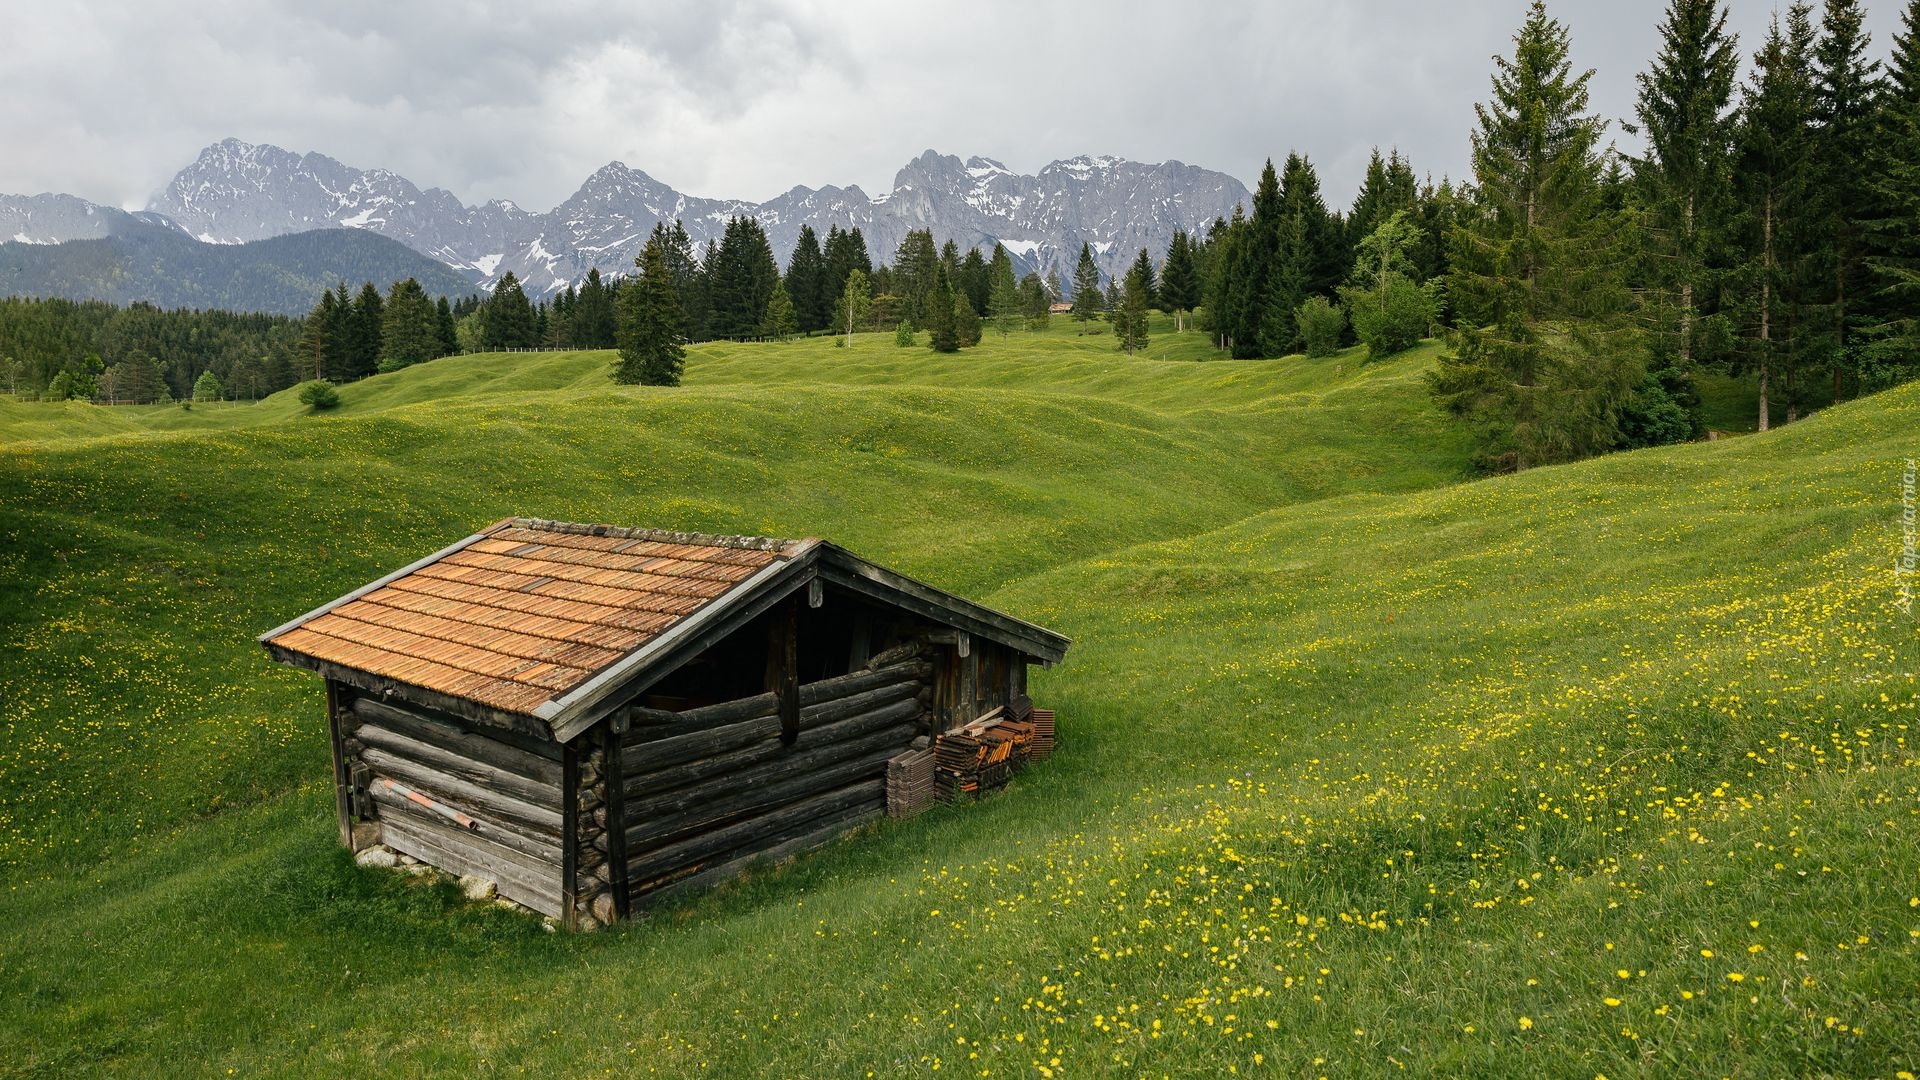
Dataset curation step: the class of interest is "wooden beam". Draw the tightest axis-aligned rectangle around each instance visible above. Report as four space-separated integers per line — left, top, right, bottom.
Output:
353 722 561 808
807 577 823 609
325 681 355 850
350 698 563 777
777 601 799 746
604 724 630 920
561 742 580 930
267 644 555 741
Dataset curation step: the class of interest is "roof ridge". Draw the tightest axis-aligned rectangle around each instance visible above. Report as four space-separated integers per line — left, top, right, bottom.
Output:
509 517 800 554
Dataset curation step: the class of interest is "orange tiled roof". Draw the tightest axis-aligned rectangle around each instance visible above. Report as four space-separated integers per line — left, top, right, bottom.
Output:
264 519 803 716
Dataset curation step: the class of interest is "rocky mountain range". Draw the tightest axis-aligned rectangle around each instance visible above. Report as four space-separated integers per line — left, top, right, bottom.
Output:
7 139 1253 302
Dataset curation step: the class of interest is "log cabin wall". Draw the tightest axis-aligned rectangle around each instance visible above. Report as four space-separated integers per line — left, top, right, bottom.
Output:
333 683 568 919
612 648 933 908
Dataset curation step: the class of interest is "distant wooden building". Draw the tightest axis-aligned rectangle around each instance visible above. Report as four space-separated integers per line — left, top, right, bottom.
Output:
261 518 1069 928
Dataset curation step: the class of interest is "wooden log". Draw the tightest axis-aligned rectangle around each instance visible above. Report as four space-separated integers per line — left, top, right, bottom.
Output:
351 698 563 781
626 713 918 831
626 780 883 889
359 746 563 838
380 805 562 918
622 686 922 798
622 660 932 745
627 695 921 810
637 804 882 908
622 730 911 855
863 640 927 671
326 682 355 850
355 722 561 809
365 780 562 865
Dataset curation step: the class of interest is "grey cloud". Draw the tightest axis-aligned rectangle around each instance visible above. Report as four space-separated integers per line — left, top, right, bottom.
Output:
1 1 1905 215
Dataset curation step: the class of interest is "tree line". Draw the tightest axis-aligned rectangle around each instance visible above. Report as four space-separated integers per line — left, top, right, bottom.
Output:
0 298 305 402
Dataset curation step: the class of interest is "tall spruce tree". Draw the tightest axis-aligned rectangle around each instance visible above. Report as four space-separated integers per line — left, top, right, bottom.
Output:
892 229 939 329
926 263 960 352
987 243 1021 337
1634 0 1740 371
482 272 535 350
1160 230 1200 331
786 225 829 333
1809 0 1880 397
299 288 338 381
572 267 617 348
1735 4 1821 428
762 280 799 341
1431 0 1640 470
1117 262 1151 356
614 235 685 386
1127 248 1158 310
708 217 779 340
1070 242 1104 329
958 247 990 315
434 296 458 358
378 277 437 371
1861 0 1920 387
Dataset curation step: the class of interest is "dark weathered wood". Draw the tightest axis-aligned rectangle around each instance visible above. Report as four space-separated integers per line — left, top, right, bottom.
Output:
326 681 355 850
381 806 563 918
815 558 1066 663
864 640 927 670
603 725 629 921
354 722 562 808
625 710 919 827
773 599 800 746
637 803 882 908
351 697 562 773
629 693 775 731
562 741 580 930
623 659 932 744
359 746 563 837
847 609 873 670
365 780 561 865
626 779 884 891
622 728 912 855
622 664 928 765
622 686 922 798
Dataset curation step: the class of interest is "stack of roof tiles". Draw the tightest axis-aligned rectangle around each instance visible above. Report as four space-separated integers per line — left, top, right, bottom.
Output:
886 738 935 818
1028 708 1056 760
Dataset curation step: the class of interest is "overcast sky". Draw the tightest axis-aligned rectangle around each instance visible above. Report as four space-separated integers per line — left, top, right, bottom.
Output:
4 1 1905 213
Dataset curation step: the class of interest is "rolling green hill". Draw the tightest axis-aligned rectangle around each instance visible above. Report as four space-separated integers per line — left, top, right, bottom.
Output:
1 324 1914 1078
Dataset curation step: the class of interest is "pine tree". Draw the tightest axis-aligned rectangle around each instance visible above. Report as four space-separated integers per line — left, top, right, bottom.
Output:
1159 231 1200 331
1117 264 1151 356
1860 0 1920 388
1431 0 1640 470
1348 148 1420 249
1735 4 1821 428
1634 0 1740 370
482 272 535 350
299 288 337 381
927 263 960 352
987 244 1021 337
1020 273 1053 331
762 280 799 341
378 277 437 371
1809 0 1881 396
958 247 990 315
954 290 982 348
1127 248 1158 311
1070 243 1103 330
708 217 780 340
786 225 829 333
892 230 940 329
614 234 685 386
434 296 458 358
572 267 617 348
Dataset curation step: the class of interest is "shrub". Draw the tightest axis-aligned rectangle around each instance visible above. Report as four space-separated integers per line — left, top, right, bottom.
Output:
1296 296 1346 358
894 320 917 347
1342 274 1436 360
297 379 341 411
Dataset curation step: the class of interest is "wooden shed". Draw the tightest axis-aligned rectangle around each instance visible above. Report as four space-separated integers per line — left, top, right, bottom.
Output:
260 517 1070 928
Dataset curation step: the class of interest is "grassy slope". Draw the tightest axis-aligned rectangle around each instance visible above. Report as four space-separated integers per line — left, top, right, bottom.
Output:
1 324 1915 1077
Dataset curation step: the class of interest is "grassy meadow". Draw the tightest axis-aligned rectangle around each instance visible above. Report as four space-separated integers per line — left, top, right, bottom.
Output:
1 317 1916 1077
